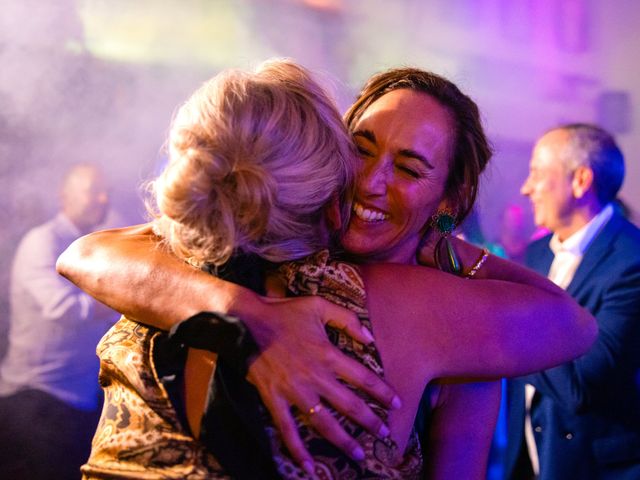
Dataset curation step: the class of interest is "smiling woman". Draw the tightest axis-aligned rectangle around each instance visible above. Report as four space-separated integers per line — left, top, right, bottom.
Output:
342 68 490 266
344 89 453 264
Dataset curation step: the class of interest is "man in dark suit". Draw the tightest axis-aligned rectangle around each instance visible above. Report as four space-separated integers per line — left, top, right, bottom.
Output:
504 124 640 480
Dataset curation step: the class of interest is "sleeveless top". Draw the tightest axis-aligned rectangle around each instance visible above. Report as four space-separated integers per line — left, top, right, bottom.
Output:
81 318 228 479
82 251 423 479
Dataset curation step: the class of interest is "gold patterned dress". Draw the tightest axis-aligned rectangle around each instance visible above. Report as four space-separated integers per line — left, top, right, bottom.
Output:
82 251 423 479
81 318 228 479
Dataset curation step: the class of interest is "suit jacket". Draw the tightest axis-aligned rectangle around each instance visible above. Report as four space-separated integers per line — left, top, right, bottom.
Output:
504 212 640 480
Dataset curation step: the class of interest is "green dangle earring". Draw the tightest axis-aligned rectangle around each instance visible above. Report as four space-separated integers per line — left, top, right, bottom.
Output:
431 209 462 276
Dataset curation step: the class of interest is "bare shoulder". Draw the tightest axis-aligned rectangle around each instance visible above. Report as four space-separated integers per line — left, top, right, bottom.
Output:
74 223 161 258
359 263 476 312
89 223 158 242
359 264 472 378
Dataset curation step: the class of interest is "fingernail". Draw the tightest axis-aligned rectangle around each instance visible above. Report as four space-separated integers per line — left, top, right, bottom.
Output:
361 326 374 344
391 395 402 409
352 446 365 461
378 423 390 437
302 460 315 475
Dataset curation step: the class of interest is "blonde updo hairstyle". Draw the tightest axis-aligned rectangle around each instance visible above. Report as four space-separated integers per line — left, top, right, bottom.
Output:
149 59 355 267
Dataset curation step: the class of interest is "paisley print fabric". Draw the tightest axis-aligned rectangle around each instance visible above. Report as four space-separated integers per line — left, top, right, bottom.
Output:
83 250 422 479
81 318 228 479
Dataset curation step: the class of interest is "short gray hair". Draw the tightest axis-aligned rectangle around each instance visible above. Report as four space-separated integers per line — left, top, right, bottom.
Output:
553 123 625 205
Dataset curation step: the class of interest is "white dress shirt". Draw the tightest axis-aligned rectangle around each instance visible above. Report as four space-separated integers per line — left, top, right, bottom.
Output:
0 213 117 410
524 203 613 475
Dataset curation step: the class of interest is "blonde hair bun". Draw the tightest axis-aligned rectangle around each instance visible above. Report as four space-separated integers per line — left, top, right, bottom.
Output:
149 59 355 266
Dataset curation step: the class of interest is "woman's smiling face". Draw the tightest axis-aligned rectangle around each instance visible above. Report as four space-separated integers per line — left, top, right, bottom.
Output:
341 88 456 264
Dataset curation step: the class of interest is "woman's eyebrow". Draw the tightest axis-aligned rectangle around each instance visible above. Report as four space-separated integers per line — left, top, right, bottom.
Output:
399 148 434 169
354 129 434 169
353 129 376 143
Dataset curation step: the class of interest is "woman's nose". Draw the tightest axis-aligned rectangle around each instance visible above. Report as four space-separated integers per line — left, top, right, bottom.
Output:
359 159 388 197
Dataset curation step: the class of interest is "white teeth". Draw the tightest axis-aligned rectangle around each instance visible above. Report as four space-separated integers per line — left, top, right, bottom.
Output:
353 202 389 223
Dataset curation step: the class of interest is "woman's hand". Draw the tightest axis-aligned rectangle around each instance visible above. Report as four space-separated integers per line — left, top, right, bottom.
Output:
245 295 399 472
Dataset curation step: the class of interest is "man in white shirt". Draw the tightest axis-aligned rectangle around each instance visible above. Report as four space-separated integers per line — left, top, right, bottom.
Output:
0 163 119 479
503 124 640 480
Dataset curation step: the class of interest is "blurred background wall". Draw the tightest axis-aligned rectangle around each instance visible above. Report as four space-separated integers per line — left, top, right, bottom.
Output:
1 0 639 357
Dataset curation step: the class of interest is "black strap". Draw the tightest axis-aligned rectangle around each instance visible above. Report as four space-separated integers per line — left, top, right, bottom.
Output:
167 311 258 377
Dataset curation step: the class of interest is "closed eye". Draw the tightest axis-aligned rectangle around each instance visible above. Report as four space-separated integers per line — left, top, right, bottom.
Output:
353 130 376 159
397 164 420 178
356 144 374 157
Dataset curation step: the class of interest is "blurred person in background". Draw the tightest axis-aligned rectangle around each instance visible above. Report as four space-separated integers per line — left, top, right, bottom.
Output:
454 207 505 258
0 163 119 480
504 124 640 480
498 203 534 265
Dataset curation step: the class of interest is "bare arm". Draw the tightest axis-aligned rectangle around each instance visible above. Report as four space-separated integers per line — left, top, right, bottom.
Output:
362 260 597 381
425 381 501 480
57 224 257 330
56 223 398 467
57 224 374 345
